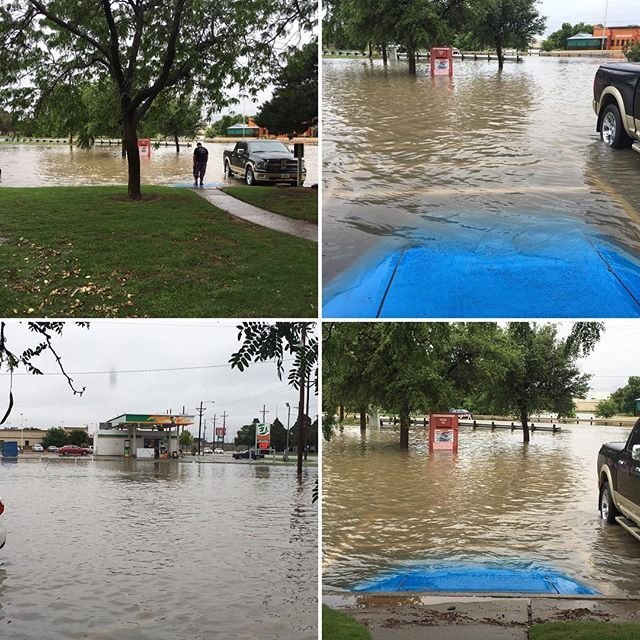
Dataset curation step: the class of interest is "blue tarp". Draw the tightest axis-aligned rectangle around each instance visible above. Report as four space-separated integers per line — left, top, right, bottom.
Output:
323 225 640 318
352 563 598 595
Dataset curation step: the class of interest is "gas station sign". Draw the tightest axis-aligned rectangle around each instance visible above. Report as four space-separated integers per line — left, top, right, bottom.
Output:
256 422 270 449
215 427 226 437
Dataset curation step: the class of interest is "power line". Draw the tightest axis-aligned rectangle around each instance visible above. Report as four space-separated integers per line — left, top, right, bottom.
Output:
0 359 294 377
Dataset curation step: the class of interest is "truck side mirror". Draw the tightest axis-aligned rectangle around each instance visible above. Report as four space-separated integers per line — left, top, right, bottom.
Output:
633 444 640 461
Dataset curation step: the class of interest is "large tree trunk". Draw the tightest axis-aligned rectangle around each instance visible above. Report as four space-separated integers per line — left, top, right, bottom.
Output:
496 43 505 71
174 133 180 153
400 409 410 449
408 49 417 75
368 42 373 59
359 407 367 432
382 44 388 66
339 405 345 422
520 407 530 443
123 114 142 199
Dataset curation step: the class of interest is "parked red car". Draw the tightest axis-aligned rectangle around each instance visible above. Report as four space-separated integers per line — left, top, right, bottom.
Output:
58 445 90 456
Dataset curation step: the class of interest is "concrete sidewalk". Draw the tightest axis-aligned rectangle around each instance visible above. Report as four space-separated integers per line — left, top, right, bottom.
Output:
196 188 318 242
324 593 640 639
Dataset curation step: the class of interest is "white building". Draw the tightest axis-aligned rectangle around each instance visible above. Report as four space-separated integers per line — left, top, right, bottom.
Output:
94 413 194 458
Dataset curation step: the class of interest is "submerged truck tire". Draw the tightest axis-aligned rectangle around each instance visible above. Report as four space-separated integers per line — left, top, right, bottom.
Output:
599 481 618 524
600 104 633 149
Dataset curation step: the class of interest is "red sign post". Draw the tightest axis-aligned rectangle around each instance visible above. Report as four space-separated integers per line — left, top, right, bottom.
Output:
138 138 151 157
430 47 453 77
429 413 459 452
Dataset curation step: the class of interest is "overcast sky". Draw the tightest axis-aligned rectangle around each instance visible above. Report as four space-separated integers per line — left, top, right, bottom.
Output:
538 0 640 35
0 321 317 440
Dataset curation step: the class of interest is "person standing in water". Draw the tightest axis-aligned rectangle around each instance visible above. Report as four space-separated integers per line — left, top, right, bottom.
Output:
192 142 208 186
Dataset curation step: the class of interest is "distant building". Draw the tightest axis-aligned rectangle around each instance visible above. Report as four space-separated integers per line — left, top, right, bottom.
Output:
226 121 260 137
0 425 88 450
593 25 640 50
566 33 606 50
93 413 194 458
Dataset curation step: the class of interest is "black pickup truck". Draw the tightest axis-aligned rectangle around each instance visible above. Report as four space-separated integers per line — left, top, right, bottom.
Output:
223 140 306 186
598 418 640 542
593 62 640 152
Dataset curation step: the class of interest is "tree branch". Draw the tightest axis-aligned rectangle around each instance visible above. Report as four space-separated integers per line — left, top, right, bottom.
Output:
27 0 110 59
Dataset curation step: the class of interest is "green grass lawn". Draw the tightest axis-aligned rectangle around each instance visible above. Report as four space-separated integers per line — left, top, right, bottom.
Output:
0 186 317 317
222 186 317 223
323 606 371 640
530 622 640 640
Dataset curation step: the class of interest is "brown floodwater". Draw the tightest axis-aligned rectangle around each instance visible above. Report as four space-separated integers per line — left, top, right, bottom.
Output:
0 460 317 639
0 142 318 188
323 424 640 596
322 56 640 283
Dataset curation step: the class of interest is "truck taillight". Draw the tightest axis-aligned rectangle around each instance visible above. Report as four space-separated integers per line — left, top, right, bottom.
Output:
0 500 4 515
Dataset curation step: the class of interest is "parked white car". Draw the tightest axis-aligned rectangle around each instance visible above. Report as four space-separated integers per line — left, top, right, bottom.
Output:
0 496 6 549
32 443 44 452
214 448 224 454
202 448 214 455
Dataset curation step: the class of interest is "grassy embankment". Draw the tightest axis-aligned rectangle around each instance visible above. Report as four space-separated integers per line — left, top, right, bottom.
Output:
222 186 318 223
530 622 640 639
0 186 316 317
322 606 371 640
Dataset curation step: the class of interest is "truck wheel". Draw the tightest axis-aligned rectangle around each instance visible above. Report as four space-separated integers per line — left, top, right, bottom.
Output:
245 166 256 186
601 104 632 149
224 160 232 179
600 481 618 524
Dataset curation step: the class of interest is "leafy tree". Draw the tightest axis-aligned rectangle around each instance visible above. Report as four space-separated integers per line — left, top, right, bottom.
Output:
68 429 92 447
323 322 507 448
541 22 594 52
179 430 193 449
610 377 640 415
595 398 617 418
624 40 640 62
0 322 88 425
234 419 259 447
255 40 318 135
230 322 317 475
41 427 70 449
0 0 314 199
267 417 286 451
205 113 246 137
488 324 592 442
473 0 546 70
144 90 204 152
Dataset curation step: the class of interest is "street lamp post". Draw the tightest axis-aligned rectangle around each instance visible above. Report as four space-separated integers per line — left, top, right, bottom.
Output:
285 402 291 462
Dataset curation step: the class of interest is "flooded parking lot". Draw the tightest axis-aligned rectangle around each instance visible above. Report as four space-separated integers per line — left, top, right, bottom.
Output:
0 459 317 639
0 141 318 188
322 57 640 299
323 424 640 596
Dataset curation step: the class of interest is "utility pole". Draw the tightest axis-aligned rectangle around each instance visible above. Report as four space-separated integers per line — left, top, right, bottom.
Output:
221 411 228 446
196 401 215 455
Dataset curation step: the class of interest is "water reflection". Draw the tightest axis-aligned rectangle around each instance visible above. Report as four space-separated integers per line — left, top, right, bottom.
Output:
0 142 318 188
323 57 640 283
323 424 640 595
0 460 317 639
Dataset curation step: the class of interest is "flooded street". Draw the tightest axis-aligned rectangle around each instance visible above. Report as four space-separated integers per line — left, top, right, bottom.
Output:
322 56 640 285
323 424 640 596
0 460 317 640
0 141 318 188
